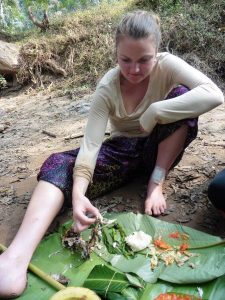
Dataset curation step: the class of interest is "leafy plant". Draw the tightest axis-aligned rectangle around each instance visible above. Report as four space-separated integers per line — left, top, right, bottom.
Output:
0 75 7 89
101 222 134 257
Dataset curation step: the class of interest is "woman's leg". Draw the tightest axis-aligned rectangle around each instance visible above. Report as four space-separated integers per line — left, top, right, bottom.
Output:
145 125 188 215
208 169 225 217
143 86 198 216
0 181 64 299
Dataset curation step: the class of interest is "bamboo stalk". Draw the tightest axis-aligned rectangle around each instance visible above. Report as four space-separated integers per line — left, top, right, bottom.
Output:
0 243 65 291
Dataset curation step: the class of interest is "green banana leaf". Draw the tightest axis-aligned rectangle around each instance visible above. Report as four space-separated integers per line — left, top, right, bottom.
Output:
94 212 225 284
83 265 144 299
139 276 225 300
18 233 104 300
106 288 142 300
15 212 225 300
83 264 132 293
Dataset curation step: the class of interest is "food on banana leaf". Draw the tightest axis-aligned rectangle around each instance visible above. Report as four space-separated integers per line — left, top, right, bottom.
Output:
168 232 189 240
101 222 134 257
148 234 194 269
179 243 189 252
62 218 103 259
49 287 101 300
154 236 172 249
125 231 152 251
62 219 197 271
51 273 70 285
168 231 180 239
154 293 202 300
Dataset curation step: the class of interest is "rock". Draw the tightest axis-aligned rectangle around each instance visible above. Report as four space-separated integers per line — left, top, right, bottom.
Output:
0 108 6 117
0 124 5 133
70 102 91 114
0 40 20 80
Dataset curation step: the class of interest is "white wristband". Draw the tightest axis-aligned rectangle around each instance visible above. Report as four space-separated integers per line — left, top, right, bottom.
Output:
151 166 166 184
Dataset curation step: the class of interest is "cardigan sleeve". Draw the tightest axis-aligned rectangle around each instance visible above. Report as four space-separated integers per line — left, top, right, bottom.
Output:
140 54 224 133
73 87 110 182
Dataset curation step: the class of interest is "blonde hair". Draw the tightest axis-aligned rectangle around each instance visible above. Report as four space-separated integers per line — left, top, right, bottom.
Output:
116 10 161 49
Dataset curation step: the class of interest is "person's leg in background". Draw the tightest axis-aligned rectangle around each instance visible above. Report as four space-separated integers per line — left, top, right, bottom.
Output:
208 169 225 217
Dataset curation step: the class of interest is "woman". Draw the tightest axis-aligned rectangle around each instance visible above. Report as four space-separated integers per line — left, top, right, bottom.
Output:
0 10 223 298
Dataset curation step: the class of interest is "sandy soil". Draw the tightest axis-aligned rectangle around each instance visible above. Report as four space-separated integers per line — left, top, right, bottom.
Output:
0 86 225 248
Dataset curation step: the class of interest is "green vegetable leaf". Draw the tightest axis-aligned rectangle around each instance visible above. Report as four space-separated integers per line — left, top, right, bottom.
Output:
83 264 130 294
125 273 144 288
101 222 134 257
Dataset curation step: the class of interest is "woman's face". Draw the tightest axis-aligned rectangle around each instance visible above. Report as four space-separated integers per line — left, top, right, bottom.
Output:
117 36 157 84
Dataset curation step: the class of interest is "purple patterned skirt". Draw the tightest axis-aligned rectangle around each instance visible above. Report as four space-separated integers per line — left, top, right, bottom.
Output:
38 86 198 203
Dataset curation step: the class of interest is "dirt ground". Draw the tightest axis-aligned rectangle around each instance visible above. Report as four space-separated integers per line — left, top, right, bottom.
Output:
0 86 225 248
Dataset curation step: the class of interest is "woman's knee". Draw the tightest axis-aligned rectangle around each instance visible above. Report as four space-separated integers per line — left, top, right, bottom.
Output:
166 85 189 99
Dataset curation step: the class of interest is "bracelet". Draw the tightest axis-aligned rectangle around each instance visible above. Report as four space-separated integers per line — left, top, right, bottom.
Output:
151 166 166 184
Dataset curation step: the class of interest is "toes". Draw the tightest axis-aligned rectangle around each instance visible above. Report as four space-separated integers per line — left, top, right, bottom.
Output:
145 209 152 215
145 204 153 215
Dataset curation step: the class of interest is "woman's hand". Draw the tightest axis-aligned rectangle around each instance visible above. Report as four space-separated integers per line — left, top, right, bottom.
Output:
72 176 101 232
72 192 100 232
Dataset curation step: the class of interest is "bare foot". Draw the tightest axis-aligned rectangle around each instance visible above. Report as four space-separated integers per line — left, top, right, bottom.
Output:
0 252 27 299
145 183 166 216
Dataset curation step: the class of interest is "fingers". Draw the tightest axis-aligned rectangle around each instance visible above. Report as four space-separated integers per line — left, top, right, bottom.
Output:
88 205 101 220
76 213 96 225
73 221 90 232
73 210 102 233
73 214 96 233
73 197 102 232
80 205 101 224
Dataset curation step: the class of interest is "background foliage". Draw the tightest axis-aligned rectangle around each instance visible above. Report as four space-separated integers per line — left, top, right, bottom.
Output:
0 0 107 33
0 0 224 92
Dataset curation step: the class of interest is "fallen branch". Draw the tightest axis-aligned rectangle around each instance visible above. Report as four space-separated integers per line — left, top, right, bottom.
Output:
203 141 225 147
42 130 57 138
45 59 67 77
28 7 50 32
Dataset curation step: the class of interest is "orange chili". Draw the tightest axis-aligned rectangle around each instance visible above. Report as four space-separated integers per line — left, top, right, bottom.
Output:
154 238 171 250
169 231 180 239
179 243 189 252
